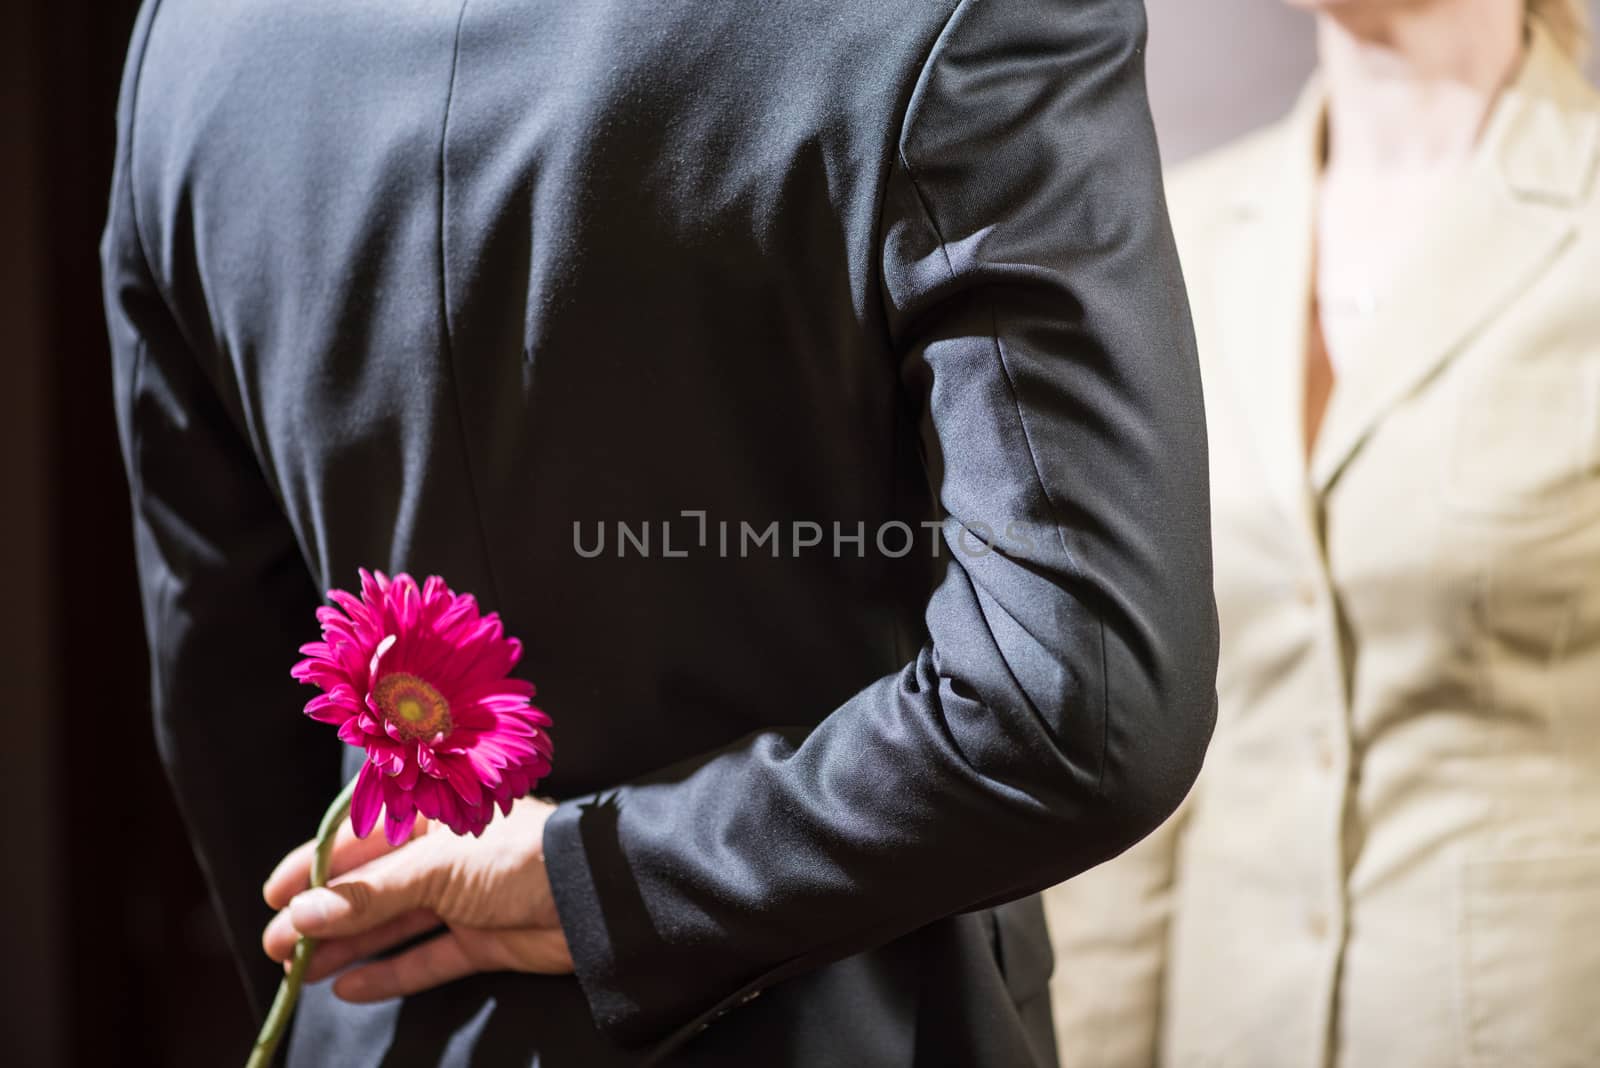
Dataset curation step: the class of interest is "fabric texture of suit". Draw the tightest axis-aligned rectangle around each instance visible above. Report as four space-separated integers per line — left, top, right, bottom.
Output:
103 0 1217 1063
1044 19 1600 1068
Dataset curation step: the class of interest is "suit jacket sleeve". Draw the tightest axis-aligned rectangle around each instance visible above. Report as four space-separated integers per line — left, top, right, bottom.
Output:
542 0 1219 1046
101 2 342 1021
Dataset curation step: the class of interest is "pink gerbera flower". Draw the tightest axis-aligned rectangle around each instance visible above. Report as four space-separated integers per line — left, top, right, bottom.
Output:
291 570 553 845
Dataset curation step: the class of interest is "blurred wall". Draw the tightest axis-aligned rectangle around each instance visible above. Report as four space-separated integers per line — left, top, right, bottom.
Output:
1145 0 1600 164
4 3 253 1066
0 3 61 1065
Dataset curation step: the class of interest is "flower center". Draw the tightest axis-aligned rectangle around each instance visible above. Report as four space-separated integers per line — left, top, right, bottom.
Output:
372 672 453 740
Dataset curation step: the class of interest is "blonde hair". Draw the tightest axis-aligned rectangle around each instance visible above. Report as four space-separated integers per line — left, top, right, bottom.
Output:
1529 0 1592 61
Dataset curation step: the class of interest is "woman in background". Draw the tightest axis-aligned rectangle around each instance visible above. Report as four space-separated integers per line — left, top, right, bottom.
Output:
1045 1 1600 1065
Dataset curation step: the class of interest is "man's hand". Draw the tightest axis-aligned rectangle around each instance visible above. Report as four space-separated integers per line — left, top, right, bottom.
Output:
262 796 573 1002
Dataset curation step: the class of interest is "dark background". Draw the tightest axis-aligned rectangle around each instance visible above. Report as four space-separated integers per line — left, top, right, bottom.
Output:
1 2 252 1065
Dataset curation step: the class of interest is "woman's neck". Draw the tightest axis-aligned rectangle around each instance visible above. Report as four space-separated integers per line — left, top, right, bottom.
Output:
1318 0 1525 174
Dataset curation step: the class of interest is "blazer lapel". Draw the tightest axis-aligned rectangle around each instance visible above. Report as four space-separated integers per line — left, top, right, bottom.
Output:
1309 24 1598 494
1211 83 1325 555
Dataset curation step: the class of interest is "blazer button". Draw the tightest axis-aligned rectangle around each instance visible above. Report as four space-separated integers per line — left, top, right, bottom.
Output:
1298 582 1319 606
1307 912 1330 940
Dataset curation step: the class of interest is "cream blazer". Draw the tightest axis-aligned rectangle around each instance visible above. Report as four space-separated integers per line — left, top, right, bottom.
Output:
1044 23 1600 1068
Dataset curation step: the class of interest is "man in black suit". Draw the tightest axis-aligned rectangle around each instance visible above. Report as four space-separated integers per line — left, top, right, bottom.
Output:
103 0 1217 1063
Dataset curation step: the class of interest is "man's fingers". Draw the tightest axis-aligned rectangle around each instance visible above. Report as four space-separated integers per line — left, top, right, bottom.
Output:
263 838 321 910
332 930 476 1003
263 815 428 910
264 824 374 909
302 909 442 984
262 903 442 972
288 837 447 940
263 907 302 964
452 926 576 976
331 926 573 1002
264 818 395 908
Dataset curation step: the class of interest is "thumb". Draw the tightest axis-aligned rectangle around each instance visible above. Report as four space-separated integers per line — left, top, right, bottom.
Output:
288 839 447 940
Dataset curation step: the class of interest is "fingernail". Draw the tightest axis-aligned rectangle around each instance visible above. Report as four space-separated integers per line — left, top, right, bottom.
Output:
290 888 341 929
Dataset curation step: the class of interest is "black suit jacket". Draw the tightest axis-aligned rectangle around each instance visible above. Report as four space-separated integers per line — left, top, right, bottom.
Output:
103 0 1218 1064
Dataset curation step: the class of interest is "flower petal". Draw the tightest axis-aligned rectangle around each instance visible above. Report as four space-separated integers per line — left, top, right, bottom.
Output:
381 779 417 846
349 762 383 839
394 575 421 634
336 717 367 748
304 688 358 725
360 569 386 608
393 752 420 789
415 744 443 778
366 737 407 776
437 753 484 808
411 776 443 823
367 633 397 681
421 575 447 611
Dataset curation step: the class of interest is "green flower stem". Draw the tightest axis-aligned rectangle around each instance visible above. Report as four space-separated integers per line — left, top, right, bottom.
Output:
245 772 361 1068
